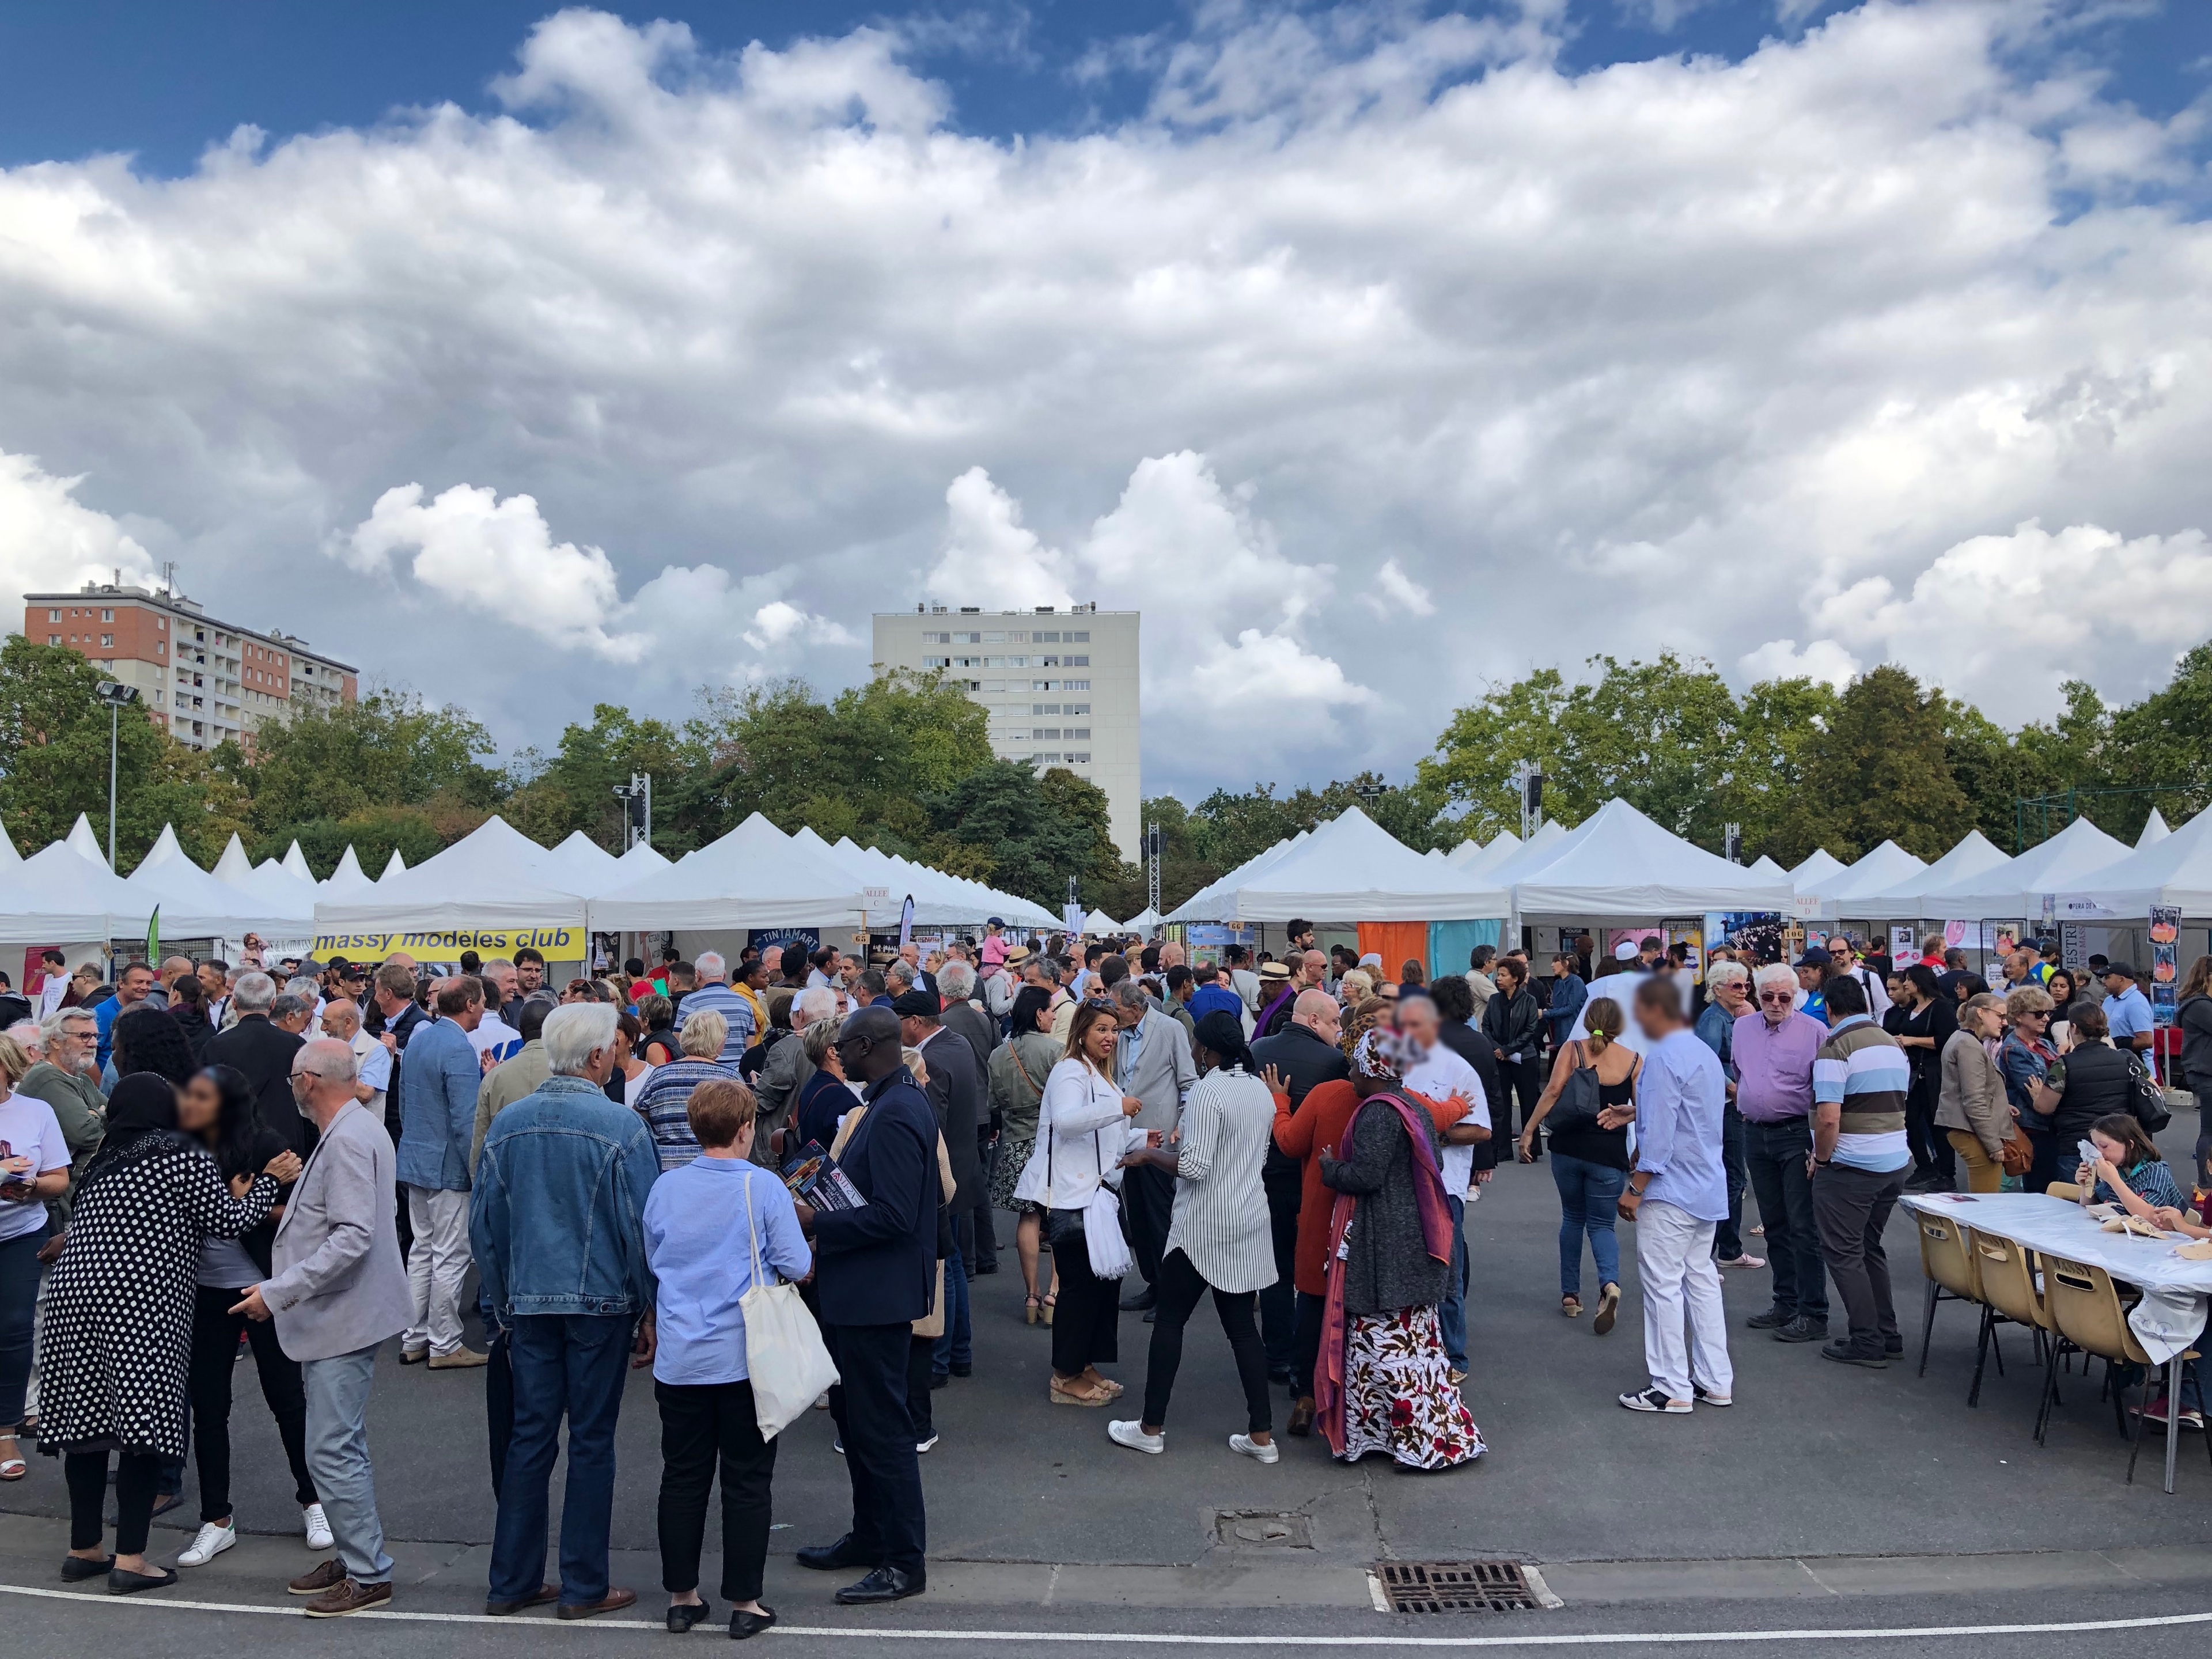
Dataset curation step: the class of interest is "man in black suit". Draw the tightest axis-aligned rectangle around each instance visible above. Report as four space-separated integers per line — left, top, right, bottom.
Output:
796 1006 935 1605
203 970 312 1156
893 990 981 1383
932 960 1002 1276
1249 989 1351 1393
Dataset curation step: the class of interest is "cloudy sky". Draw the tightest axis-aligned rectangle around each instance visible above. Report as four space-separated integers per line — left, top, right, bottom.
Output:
1 0 2207 802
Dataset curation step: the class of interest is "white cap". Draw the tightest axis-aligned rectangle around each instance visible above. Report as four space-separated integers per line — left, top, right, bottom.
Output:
1613 940 1641 961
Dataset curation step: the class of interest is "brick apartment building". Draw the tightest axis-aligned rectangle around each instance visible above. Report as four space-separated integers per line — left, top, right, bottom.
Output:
24 580 358 751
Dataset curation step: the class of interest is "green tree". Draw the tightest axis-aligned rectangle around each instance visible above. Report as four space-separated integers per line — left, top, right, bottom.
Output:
501 703 709 853
922 761 1119 908
1783 665 1972 862
223 690 502 847
0 637 248 868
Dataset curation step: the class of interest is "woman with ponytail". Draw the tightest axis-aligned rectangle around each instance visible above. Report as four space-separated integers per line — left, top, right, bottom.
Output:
1518 996 1639 1332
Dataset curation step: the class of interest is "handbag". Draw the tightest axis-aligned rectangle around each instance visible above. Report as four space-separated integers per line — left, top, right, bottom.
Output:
2126 1054 2173 1135
1543 1044 1604 1135
738 1175 841 1441
911 1259 947 1339
1998 1122 2036 1177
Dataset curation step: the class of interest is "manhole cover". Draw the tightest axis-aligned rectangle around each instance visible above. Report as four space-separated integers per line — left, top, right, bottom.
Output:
1211 1509 1313 1548
1374 1560 1543 1613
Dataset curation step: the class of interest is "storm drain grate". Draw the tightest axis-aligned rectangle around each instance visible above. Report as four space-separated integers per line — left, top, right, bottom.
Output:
1373 1560 1543 1613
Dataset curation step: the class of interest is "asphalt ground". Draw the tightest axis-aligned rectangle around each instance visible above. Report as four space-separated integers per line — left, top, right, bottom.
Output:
5 1118 2211 1654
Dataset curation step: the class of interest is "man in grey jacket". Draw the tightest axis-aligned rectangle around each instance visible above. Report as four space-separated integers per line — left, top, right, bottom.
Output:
234 1039 411 1618
1109 979 1196 1311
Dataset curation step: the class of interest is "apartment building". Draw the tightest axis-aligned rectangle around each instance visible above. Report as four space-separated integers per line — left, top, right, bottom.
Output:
25 579 359 751
873 605 1141 859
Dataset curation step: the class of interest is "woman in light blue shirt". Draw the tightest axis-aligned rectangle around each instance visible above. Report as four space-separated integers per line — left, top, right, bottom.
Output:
642 1077 810 1641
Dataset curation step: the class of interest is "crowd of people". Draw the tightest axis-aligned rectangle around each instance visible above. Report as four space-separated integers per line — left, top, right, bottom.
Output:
0 918 2193 1628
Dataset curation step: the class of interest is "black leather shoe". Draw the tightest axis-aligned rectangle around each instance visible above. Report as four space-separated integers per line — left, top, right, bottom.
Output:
109 1565 179 1595
929 1371 949 1391
666 1598 712 1633
61 1555 113 1581
1821 1339 1889 1369
729 1605 778 1640
835 1566 926 1605
797 1535 878 1573
1745 1305 1795 1330
948 1362 972 1378
1120 1287 1156 1312
1773 1315 1829 1344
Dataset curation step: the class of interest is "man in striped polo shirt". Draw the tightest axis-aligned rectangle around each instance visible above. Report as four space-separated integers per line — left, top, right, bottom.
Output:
1809 975 1912 1369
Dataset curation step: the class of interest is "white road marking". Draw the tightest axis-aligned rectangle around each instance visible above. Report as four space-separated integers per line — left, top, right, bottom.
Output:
2 1581 2210 1646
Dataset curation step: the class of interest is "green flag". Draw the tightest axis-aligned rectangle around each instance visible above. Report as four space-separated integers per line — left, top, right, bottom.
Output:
146 904 160 966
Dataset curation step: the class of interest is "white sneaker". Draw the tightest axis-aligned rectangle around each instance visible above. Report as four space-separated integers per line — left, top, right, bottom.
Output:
1107 1419 1164 1455
302 1503 333 1550
915 1434 940 1454
1229 1433 1280 1465
179 1520 236 1567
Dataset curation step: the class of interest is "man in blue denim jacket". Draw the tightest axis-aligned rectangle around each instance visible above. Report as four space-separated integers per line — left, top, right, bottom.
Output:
471 1002 660 1622
395 978 487 1366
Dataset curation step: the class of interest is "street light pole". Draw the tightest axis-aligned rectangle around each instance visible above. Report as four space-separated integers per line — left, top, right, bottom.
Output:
94 680 140 869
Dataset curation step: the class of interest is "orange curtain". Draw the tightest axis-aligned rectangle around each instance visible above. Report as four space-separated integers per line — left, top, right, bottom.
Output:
1357 923 1430 983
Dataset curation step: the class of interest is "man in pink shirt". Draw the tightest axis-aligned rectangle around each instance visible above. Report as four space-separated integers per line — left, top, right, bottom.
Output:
1733 962 1831 1347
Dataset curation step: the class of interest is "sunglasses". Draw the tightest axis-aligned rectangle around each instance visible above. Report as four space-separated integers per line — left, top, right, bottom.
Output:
1758 991 1796 1004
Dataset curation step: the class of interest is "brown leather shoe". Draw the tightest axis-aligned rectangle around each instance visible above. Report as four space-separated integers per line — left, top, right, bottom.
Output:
287 1559 347 1596
1286 1396 1316 1437
304 1577 392 1618
486 1583 560 1616
557 1587 638 1621
427 1347 489 1370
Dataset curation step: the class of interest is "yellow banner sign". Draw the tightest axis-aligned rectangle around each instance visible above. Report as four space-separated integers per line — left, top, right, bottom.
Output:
311 926 585 960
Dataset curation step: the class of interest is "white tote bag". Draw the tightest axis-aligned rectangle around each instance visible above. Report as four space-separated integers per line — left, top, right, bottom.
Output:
1084 1183 1134 1281
739 1175 840 1440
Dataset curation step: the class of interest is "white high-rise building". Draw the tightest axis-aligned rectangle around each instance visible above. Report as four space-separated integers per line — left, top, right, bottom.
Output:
873 605 1141 859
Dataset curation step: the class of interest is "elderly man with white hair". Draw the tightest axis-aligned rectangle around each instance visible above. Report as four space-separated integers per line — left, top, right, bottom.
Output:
234 1037 411 1618
1731 961 1831 1346
206 971 314 1156
471 1002 660 1622
677 951 754 1063
755 986 834 1147
1692 961 1764 1273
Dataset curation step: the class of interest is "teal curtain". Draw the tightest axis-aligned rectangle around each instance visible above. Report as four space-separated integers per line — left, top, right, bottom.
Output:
1429 919 1503 978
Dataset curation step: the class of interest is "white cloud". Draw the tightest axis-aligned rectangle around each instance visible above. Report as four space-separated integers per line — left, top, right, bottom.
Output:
0 451 158 610
1738 636 1863 689
0 2 2207 781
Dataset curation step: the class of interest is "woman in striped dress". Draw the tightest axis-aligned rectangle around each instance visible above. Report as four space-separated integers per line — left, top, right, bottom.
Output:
1105 1011 1280 1463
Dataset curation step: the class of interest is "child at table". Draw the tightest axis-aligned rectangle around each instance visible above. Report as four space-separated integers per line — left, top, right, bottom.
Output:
2078 1116 2188 1223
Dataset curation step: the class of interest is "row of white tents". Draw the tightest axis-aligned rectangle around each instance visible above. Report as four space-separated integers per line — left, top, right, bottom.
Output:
1163 798 2212 930
0 810 1061 952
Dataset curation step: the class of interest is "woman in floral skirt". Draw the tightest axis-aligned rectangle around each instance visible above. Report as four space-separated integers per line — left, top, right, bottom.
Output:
1315 1031 1483 1471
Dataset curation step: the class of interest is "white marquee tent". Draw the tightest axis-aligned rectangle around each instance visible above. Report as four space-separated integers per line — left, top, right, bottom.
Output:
0 820 150 945
128 824 292 937
2059 805 2212 919
317 816 596 934
590 813 870 933
2138 809 2172 849
1169 808 1508 924
1506 799 1794 918
1916 814 2130 921
1800 841 1926 917
1847 831 2012 918
1791 849 1846 889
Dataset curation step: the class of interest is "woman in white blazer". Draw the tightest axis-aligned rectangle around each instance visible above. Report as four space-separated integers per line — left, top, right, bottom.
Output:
1020 1002 1141 1407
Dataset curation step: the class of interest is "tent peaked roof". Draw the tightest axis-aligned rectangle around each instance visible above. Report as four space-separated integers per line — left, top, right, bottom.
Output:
1455 831 1522 876
544 831 631 896
590 812 870 931
2139 809 2172 849
1508 799 1794 916
615 840 670 873
128 823 290 934
281 842 314 882
1083 908 1119 934
1747 854 1787 878
318 815 589 932
1176 807 1508 923
321 845 376 900
1802 840 1926 909
2058 804 2212 919
1851 831 2011 916
1790 849 1845 888
1 838 149 944
381 849 408 879
65 813 105 866
1922 813 2130 917
211 834 256 885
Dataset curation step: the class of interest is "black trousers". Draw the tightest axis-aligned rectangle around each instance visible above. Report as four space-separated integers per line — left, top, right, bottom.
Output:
654 1379 777 1603
823 1321 926 1575
1140 1250 1271 1434
68 1449 159 1555
906 1334 936 1442
973 1134 999 1268
1050 1230 1122 1377
188 1283 316 1522
1121 1164 1176 1289
486 1323 515 1502
1904 1084 1955 1185
1258 1164 1302 1370
1495 1057 1545 1143
1292 1289 1325 1398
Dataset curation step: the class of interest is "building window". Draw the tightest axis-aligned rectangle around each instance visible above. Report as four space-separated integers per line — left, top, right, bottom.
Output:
1032 703 1059 715
984 632 1004 643
47 634 58 646
100 634 113 648
1035 631 1059 642
1069 702 1090 714
1040 655 1059 667
157 617 165 631
1069 728 1090 739
1033 728 1060 740
1069 752 1090 763
101 608 113 623
1069 630 1090 642
47 609 59 623
1034 752 1061 764
1064 680 1090 691
1067 655 1089 666
1006 631 1026 642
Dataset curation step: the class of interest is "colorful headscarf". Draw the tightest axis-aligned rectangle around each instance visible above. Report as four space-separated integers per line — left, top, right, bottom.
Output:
1351 1028 1407 1081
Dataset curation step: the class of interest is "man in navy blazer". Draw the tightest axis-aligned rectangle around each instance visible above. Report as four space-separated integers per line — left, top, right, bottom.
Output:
796 1006 934 1604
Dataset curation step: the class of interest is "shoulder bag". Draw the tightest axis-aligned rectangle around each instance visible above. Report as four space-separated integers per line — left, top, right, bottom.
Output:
2126 1052 2173 1135
738 1173 840 1440
1542 1043 1605 1135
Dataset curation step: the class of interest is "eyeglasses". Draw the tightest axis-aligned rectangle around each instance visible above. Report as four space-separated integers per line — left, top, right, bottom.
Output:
1758 991 1796 1005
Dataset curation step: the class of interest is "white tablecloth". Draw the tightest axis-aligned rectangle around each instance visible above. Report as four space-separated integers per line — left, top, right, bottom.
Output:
1904 1192 2212 1364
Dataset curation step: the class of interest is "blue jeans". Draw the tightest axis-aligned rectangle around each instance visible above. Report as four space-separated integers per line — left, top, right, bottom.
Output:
492 1314 632 1607
1438 1195 1469 1370
933 1236 972 1374
302 1344 392 1585
1552 1154 1626 1298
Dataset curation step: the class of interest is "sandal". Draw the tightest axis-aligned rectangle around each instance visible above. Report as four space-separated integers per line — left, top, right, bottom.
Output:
1042 1294 1056 1328
1050 1376 1112 1407
0 1435 24 1482
1024 1296 1043 1326
1560 1296 1582 1319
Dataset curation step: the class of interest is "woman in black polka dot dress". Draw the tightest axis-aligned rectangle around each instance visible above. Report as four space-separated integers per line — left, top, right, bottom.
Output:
36 1073 298 1593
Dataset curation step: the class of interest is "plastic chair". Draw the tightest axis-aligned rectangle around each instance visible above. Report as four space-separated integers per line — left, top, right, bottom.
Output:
1964 1228 2051 1410
1914 1210 1982 1378
2046 1181 2083 1202
2039 1252 2211 1485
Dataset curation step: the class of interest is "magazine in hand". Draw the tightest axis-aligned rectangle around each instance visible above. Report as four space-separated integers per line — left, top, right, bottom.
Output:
781 1140 867 1212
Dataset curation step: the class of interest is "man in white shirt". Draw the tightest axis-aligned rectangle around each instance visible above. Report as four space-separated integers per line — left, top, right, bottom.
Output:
1824 938 1892 1022
35 949 69 1019
320 998 393 1118
1397 991 1490 1384
1226 945 1262 1015
467 981 524 1072
1571 941 1654 1054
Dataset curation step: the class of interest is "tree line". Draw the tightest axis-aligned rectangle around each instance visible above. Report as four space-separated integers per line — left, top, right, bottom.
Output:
2 631 2205 914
